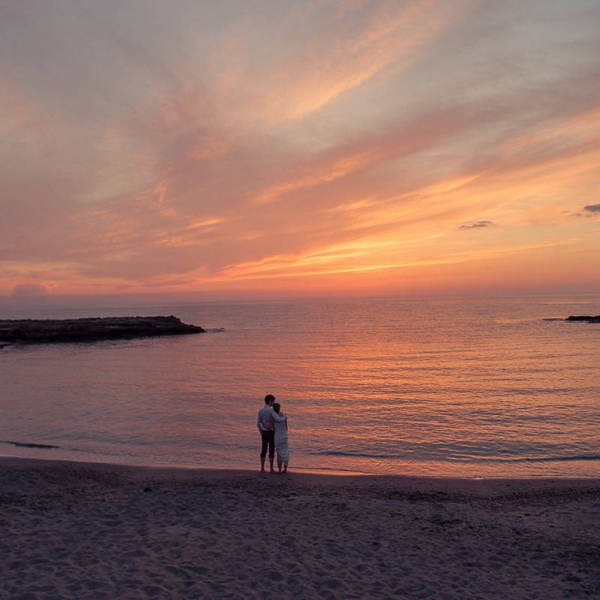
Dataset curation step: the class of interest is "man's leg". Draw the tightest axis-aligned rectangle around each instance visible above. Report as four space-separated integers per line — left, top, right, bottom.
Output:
260 432 269 472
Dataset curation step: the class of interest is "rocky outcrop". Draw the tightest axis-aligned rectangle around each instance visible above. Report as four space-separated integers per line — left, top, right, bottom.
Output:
0 316 205 345
566 315 600 323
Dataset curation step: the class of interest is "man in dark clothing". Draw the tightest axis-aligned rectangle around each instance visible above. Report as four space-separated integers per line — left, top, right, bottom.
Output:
257 394 276 472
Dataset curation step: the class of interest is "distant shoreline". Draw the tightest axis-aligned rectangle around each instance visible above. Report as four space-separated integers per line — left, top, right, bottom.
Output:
566 315 600 323
0 315 204 345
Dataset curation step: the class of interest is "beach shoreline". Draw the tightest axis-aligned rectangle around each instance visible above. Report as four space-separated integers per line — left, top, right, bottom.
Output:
2 453 600 484
1 457 599 599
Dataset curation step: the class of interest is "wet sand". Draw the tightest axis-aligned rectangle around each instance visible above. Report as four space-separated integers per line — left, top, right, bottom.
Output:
1 457 599 599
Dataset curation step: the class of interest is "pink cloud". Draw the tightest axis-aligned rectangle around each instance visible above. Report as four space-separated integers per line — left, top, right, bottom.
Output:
12 282 56 298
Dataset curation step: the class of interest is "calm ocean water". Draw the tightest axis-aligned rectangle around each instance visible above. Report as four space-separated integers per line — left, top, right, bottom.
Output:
1 296 599 477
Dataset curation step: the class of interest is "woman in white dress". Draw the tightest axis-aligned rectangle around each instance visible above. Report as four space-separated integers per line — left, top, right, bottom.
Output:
269 403 289 473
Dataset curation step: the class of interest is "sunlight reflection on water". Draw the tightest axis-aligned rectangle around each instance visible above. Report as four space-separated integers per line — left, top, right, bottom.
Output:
1 296 599 476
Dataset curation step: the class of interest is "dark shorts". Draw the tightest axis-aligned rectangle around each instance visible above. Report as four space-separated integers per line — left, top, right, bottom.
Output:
260 430 275 458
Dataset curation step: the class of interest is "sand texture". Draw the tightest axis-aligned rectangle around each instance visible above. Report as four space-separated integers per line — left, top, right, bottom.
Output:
1 458 599 599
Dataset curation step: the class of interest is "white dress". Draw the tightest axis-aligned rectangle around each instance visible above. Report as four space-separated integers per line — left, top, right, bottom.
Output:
272 413 290 466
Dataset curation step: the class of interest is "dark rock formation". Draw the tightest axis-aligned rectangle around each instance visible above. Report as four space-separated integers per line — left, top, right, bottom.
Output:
0 316 205 345
566 315 600 323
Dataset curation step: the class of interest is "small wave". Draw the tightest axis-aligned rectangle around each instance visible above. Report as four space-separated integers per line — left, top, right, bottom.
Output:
1 440 60 450
309 450 394 459
310 449 600 464
443 454 600 464
514 454 600 463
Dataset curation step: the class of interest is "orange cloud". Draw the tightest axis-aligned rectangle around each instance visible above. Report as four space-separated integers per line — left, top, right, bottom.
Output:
204 0 466 131
11 282 56 298
263 0 461 122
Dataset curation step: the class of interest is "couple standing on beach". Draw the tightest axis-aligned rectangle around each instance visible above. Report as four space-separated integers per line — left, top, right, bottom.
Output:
257 394 290 473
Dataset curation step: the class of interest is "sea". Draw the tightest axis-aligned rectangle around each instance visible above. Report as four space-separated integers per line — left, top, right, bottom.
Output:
1 296 599 478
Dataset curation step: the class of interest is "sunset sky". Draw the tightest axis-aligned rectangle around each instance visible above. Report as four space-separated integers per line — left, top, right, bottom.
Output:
2 0 600 304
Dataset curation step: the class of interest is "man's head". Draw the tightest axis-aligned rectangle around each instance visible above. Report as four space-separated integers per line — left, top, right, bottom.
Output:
265 394 275 405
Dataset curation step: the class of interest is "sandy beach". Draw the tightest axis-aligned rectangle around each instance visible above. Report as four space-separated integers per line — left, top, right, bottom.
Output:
1 458 599 599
